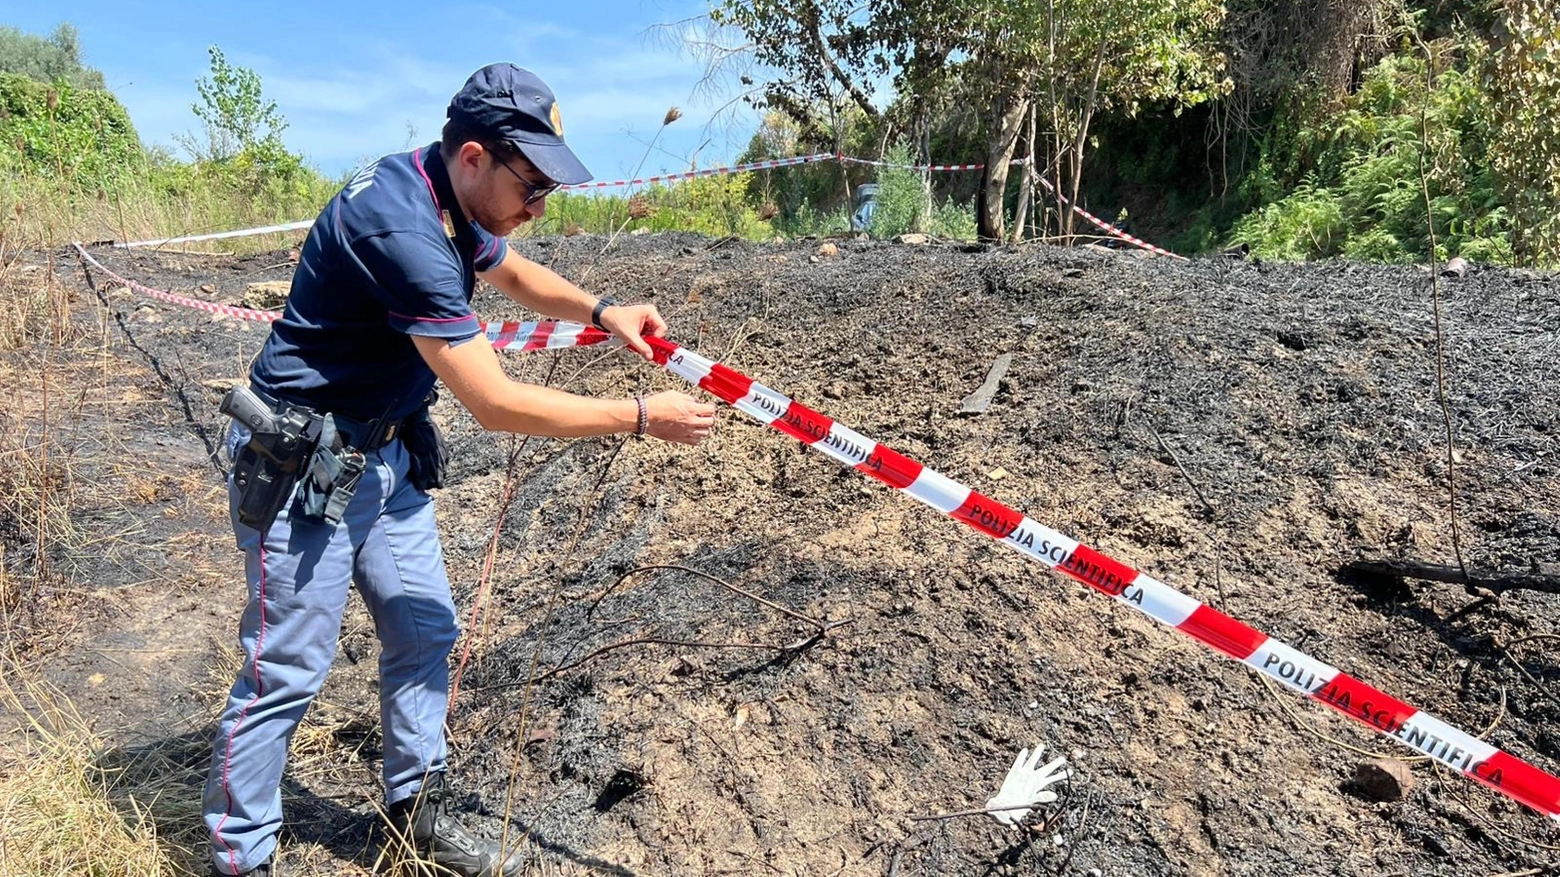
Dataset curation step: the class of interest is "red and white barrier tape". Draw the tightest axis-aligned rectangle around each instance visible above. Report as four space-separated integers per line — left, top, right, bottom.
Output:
558 153 835 191
71 243 613 352
848 155 1185 255
104 153 1181 260
115 220 316 250
643 334 1560 823
1036 178 1187 261
838 156 995 172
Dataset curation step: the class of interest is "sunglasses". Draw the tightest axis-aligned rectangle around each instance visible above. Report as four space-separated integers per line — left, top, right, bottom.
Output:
494 155 560 205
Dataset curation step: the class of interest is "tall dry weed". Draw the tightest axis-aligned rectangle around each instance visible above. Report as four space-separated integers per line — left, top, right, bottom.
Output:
0 664 186 877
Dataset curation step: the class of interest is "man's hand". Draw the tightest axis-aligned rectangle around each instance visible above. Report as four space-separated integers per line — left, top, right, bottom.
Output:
644 391 715 445
599 303 667 360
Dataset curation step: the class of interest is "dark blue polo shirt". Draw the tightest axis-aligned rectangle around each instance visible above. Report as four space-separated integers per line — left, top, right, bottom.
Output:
251 143 507 421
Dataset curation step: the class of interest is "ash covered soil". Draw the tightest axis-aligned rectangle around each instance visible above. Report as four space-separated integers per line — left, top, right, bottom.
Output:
9 233 1560 876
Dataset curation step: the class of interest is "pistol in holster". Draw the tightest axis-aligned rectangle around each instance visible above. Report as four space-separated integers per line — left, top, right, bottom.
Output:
221 386 323 533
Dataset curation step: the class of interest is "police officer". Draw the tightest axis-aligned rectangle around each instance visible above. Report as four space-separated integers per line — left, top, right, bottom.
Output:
204 63 715 877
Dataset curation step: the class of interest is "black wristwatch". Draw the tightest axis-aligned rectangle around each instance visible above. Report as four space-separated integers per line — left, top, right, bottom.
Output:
591 296 618 329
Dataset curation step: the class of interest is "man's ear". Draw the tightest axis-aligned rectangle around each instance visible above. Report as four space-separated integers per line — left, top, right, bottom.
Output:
456 141 487 173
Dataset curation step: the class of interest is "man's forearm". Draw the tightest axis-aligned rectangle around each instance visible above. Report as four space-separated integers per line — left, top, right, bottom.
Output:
489 256 599 323
469 381 638 437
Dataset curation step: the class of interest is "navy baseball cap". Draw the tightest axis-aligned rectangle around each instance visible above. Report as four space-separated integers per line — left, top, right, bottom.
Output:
447 63 592 185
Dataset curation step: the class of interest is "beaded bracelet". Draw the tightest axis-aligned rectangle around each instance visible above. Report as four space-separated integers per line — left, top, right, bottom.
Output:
634 395 648 436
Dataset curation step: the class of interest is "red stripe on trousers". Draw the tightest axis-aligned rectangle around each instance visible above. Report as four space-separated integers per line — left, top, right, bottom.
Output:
215 544 269 873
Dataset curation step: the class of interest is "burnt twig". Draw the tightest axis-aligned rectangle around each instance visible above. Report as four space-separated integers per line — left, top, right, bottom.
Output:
1149 425 1215 518
1342 559 1558 597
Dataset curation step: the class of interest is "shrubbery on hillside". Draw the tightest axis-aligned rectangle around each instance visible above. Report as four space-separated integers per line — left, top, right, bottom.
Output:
0 74 141 192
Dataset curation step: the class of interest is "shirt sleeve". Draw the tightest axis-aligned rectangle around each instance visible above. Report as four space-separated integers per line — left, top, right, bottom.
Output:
471 224 508 272
350 229 482 339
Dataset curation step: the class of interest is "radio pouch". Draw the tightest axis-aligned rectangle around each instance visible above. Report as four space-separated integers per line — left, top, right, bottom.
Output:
298 418 367 527
403 393 449 492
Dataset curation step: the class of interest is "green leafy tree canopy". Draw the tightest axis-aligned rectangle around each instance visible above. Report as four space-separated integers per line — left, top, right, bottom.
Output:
186 46 289 162
0 23 105 90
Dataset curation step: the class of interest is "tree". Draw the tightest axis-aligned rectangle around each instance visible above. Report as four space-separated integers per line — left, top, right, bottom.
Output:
0 23 106 90
1031 0 1229 242
186 46 288 163
707 0 1228 241
1486 0 1560 267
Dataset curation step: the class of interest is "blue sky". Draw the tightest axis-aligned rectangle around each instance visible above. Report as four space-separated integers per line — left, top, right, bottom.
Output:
8 1 763 182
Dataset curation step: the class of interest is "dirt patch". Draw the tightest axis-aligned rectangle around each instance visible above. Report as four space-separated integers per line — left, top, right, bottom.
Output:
3 235 1558 876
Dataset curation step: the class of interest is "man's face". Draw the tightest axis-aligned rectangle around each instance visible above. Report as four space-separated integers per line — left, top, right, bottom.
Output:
456 142 552 236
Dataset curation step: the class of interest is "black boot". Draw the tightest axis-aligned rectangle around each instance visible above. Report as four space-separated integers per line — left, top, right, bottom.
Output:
386 773 523 877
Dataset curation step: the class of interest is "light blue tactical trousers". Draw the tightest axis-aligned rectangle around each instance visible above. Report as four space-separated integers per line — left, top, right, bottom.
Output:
204 428 458 875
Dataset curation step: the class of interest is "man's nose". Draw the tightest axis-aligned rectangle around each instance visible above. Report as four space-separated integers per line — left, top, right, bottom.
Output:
526 197 547 219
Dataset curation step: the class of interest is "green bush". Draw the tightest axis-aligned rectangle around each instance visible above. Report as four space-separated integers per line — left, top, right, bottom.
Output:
1228 180 1344 259
774 201 851 237
0 44 340 245
870 142 928 239
928 198 977 240
0 74 141 192
1227 37 1515 264
526 171 778 241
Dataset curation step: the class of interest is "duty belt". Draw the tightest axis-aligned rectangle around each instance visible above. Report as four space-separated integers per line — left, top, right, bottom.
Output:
254 390 404 451
332 413 402 450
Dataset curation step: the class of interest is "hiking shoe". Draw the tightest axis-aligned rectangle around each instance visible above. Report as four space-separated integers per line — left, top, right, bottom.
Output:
386 773 523 877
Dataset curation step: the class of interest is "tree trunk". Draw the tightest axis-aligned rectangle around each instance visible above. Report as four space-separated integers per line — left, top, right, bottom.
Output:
1063 41 1107 244
977 93 1030 241
1011 104 1037 243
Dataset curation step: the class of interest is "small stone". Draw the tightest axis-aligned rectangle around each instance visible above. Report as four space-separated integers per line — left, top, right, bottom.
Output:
894 233 930 245
1349 759 1413 802
816 242 839 257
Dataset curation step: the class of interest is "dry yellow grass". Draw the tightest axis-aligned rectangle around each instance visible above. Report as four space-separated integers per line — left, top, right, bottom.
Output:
0 664 189 877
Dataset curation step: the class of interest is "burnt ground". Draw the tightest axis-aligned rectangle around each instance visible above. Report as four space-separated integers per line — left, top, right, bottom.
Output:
2 232 1559 876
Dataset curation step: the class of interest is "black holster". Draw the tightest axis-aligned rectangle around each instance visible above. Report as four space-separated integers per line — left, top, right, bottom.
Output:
223 387 323 534
403 392 448 492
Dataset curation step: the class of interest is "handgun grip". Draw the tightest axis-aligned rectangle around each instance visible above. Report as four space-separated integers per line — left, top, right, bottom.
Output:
221 385 278 433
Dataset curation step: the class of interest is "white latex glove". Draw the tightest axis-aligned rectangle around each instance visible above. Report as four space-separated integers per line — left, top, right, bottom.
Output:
984 744 1070 826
